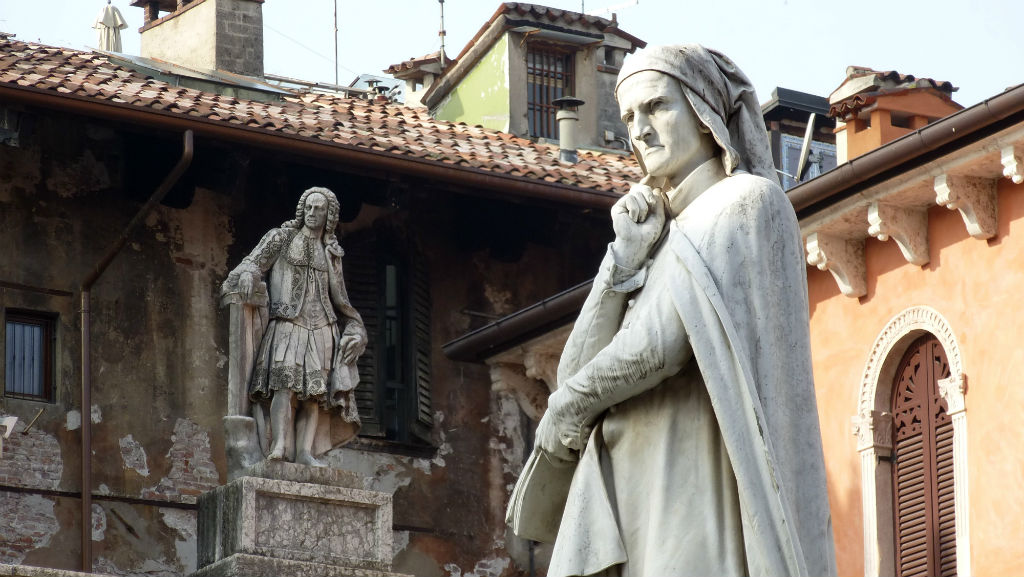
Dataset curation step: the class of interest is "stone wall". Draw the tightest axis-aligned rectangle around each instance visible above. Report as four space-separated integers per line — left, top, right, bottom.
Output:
0 102 610 576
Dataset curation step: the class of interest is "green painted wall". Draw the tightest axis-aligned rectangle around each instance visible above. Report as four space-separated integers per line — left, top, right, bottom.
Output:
434 35 510 131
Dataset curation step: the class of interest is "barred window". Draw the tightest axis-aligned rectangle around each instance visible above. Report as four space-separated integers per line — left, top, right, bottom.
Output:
4 310 55 402
527 43 576 140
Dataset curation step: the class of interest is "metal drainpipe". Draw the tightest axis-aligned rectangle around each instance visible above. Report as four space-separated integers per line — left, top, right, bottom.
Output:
79 130 193 572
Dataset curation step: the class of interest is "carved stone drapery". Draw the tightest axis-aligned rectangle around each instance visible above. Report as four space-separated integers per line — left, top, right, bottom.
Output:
806 232 867 298
867 202 929 266
934 174 998 240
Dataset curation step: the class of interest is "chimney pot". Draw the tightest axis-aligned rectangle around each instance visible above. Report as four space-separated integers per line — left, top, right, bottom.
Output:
553 96 585 164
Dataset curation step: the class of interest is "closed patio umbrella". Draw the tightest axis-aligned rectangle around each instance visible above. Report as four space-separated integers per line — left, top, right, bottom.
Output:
93 1 128 52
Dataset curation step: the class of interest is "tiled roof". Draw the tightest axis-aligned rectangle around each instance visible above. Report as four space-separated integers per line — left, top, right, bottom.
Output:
384 51 452 76
828 66 958 119
0 38 640 197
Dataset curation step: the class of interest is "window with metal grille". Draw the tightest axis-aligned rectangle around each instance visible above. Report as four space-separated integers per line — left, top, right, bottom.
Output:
891 334 956 577
4 310 55 402
527 43 576 140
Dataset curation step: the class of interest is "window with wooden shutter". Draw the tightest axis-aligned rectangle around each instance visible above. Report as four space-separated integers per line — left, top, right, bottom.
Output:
4 310 56 402
891 334 956 577
343 229 432 445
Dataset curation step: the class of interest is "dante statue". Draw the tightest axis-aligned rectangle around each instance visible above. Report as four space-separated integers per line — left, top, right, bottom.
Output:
222 186 365 468
510 45 836 576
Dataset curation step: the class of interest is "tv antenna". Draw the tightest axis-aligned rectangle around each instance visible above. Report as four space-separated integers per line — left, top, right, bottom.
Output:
439 0 447 71
587 0 638 17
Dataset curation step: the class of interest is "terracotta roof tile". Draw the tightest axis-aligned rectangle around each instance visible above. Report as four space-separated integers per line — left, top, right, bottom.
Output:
0 38 641 196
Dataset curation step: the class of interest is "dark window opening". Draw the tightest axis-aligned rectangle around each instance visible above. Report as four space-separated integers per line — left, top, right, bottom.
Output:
346 231 433 446
4 310 55 402
527 43 576 140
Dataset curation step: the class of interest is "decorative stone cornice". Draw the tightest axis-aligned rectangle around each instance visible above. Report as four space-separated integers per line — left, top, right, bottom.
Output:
488 362 549 421
523 351 559 392
806 232 866 298
867 202 929 266
852 410 894 455
938 373 968 416
1001 145 1024 184
934 174 998 240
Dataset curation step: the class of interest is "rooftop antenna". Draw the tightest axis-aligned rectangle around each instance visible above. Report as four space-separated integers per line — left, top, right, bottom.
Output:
587 0 638 17
438 0 447 71
333 0 339 86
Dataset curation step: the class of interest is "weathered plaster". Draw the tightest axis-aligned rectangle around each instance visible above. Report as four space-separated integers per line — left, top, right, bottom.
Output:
0 493 59 565
142 418 218 503
91 504 107 542
160 508 198 574
0 413 62 490
118 435 150 477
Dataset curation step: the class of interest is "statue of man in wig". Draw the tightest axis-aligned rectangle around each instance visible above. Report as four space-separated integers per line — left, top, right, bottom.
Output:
515 45 836 576
223 186 365 468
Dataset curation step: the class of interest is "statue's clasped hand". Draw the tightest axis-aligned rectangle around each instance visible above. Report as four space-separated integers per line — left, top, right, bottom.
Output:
535 388 591 465
611 176 667 269
339 333 364 365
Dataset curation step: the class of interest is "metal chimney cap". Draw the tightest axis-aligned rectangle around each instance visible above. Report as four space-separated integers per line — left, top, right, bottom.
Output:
552 96 585 110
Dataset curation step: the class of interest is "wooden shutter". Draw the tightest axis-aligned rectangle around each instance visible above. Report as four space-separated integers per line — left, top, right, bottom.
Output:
891 334 956 577
409 252 433 442
344 234 383 437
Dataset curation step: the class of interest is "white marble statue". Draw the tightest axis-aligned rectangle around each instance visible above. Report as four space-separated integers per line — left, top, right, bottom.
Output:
519 45 836 576
222 187 365 468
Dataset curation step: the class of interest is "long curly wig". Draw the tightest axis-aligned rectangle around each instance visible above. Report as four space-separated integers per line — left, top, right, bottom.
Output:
282 186 344 256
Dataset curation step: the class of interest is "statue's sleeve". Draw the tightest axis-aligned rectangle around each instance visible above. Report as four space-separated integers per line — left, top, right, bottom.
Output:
548 275 693 449
557 245 650 385
222 229 288 296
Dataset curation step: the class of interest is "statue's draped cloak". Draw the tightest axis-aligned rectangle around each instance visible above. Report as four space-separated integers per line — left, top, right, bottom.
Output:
547 172 835 577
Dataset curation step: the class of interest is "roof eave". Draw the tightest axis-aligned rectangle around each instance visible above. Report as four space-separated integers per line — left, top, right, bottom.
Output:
0 81 621 210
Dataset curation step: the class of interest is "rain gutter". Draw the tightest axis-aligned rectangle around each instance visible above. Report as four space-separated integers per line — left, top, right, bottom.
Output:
0 84 621 211
789 83 1024 218
79 130 194 572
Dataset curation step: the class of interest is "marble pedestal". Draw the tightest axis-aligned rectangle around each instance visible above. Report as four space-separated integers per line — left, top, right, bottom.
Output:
192 462 408 577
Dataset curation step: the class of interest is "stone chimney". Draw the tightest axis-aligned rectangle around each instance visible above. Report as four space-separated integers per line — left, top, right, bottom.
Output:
132 0 264 77
384 51 451 108
829 67 962 162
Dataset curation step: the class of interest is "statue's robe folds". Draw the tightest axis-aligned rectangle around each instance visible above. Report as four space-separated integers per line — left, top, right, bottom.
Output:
545 163 835 577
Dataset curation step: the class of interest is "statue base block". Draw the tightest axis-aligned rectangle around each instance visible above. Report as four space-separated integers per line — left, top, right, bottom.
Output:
193 462 408 577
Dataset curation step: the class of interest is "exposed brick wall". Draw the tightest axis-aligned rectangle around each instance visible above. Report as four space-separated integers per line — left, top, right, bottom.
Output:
0 413 62 490
141 418 218 504
0 492 59 565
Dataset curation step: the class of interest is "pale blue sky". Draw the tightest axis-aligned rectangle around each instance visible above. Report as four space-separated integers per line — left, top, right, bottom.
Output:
2 0 1021 108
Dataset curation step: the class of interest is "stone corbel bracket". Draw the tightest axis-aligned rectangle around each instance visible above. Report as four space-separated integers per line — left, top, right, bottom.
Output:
867 202 930 266
934 174 998 239
806 232 867 298
1001 145 1024 184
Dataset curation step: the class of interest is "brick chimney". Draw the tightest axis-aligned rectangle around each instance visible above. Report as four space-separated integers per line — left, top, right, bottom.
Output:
132 0 264 77
829 67 962 162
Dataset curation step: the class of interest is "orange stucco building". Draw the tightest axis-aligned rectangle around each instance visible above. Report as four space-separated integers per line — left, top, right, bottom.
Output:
795 70 1024 576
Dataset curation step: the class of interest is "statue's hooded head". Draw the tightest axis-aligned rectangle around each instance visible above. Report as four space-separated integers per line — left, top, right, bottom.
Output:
615 44 778 186
283 186 344 254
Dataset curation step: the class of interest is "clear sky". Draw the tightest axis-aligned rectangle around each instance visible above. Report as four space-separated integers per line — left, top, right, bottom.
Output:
2 0 1022 108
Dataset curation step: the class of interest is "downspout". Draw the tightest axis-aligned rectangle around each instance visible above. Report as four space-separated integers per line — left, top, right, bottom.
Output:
79 130 193 572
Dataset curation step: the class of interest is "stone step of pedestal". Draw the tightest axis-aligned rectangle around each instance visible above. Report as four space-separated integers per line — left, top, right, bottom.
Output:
191 553 411 577
195 465 404 576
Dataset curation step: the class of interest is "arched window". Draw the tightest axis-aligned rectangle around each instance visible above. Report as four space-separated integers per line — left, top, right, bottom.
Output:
854 306 970 577
890 335 956 576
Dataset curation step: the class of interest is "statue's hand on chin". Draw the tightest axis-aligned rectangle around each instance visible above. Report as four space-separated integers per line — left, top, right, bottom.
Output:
610 177 666 270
